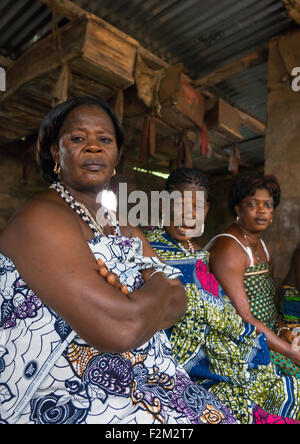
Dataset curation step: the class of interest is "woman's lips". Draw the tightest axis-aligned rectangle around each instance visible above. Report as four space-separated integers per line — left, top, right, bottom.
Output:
82 160 106 171
176 225 196 235
255 218 268 225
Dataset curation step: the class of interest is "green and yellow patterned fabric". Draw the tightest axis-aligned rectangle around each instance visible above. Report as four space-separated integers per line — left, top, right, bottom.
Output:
145 228 300 423
244 262 278 330
244 263 300 378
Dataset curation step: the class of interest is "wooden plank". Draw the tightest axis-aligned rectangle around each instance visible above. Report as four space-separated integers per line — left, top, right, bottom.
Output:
1 18 86 101
237 109 265 136
282 0 300 25
39 0 86 19
83 18 138 89
1 15 138 102
193 46 268 88
38 0 139 47
0 15 140 144
159 65 205 129
205 98 242 141
204 94 265 136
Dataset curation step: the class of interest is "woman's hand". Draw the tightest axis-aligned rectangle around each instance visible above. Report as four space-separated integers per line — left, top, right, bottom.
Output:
278 328 295 344
97 259 129 295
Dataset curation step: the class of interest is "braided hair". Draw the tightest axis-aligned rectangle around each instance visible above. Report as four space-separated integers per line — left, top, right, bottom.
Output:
165 167 210 202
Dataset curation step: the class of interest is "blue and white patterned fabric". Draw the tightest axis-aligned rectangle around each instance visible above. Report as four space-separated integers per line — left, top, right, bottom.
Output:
0 233 236 424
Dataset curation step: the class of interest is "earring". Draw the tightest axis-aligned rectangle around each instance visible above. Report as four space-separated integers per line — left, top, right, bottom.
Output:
236 215 240 222
53 162 61 175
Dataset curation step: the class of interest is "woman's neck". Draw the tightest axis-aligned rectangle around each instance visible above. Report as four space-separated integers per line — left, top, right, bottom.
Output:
236 223 261 246
61 181 102 218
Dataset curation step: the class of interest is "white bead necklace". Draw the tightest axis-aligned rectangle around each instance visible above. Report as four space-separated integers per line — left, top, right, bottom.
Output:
50 181 119 236
178 239 195 255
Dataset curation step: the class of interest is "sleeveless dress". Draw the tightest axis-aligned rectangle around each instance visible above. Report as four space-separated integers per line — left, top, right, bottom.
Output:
145 228 300 424
207 234 300 379
0 230 236 424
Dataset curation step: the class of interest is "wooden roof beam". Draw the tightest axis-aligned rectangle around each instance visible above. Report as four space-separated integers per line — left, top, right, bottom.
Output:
193 46 268 89
38 0 86 19
282 0 300 25
236 109 265 136
38 0 265 138
204 94 266 136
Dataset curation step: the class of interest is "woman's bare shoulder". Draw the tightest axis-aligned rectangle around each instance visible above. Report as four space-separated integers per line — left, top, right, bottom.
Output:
0 190 82 256
209 225 244 252
208 226 248 272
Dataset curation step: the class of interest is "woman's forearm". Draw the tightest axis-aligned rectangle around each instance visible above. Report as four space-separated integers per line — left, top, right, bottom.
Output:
126 272 186 348
241 312 297 362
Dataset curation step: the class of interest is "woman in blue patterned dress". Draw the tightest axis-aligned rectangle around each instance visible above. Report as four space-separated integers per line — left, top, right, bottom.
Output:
0 97 235 424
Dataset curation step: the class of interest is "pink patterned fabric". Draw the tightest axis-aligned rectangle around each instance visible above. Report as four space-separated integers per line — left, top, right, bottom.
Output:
253 405 300 424
195 260 219 298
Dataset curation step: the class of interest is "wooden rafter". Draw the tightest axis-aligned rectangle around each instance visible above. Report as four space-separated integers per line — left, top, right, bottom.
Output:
193 46 268 89
282 0 300 25
236 109 265 136
39 0 86 19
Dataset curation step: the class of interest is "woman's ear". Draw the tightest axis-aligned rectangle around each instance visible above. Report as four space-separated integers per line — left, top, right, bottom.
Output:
50 144 59 164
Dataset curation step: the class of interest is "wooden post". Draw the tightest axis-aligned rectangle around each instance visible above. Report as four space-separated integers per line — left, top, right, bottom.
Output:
264 30 300 283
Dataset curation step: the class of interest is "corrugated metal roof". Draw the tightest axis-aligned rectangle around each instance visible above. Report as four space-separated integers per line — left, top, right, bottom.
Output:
0 0 297 170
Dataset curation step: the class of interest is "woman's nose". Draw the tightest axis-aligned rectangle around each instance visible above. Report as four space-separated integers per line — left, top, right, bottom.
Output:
257 203 266 213
84 138 103 152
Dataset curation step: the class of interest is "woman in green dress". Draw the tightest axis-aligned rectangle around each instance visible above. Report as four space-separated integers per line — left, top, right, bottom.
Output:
207 172 300 378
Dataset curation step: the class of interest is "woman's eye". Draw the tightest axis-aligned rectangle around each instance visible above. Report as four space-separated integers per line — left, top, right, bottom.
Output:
71 135 84 143
99 137 112 144
265 202 273 208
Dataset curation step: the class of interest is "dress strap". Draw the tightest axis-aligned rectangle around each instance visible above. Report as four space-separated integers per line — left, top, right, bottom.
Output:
260 239 270 262
205 234 254 267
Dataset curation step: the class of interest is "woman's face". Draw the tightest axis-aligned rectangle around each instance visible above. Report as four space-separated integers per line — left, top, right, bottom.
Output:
51 105 119 192
164 183 209 242
235 188 274 233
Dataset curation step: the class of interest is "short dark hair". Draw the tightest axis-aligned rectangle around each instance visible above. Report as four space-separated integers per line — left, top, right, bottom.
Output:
36 96 124 183
228 172 281 218
165 167 210 202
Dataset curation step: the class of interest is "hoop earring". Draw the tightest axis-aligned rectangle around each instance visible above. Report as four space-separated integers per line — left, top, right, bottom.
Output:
54 162 61 175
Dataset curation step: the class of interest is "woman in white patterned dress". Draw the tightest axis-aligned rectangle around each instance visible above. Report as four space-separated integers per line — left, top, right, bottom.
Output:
0 96 236 424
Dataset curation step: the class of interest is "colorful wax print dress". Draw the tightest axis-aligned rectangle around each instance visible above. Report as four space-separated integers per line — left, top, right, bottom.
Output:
145 228 300 424
244 265 300 379
0 232 236 424
207 233 300 379
280 285 300 325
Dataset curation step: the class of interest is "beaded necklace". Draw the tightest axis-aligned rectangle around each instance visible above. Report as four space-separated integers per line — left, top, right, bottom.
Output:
50 181 119 237
178 239 195 255
238 226 261 263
